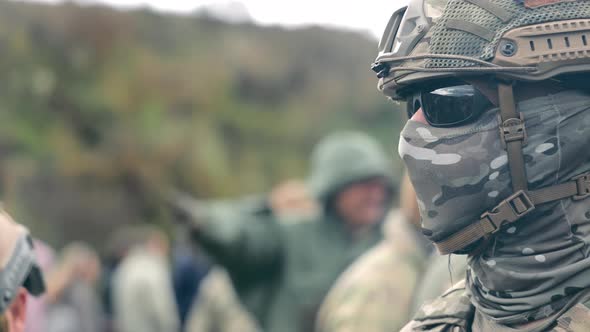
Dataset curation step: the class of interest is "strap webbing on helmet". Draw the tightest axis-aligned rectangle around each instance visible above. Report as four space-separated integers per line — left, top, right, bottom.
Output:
498 83 529 192
445 19 496 42
464 0 514 23
434 176 590 254
433 83 590 255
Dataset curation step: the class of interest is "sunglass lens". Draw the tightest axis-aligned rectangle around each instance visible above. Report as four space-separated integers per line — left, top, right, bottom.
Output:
421 85 492 127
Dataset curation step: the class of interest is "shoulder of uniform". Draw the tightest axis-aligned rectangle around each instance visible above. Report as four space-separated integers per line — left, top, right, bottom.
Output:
550 303 590 332
401 279 473 332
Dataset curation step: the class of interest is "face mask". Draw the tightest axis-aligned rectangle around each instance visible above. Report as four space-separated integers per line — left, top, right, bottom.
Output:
399 105 514 247
399 90 590 324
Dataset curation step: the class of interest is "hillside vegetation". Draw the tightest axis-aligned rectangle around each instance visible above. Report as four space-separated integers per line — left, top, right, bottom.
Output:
0 0 403 248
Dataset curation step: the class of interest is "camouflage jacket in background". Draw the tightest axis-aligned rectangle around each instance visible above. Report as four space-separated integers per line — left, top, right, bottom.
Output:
410 254 468 315
401 280 590 332
186 268 260 332
315 210 429 332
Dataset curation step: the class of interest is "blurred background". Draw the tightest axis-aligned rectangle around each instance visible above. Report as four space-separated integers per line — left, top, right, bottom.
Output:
0 0 406 250
0 2 435 332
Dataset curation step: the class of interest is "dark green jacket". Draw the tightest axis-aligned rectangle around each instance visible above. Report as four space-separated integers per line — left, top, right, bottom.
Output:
189 132 394 332
195 209 382 332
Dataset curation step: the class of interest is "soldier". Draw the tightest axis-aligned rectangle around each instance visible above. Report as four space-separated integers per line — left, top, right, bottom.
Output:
171 131 396 332
372 0 590 330
0 210 45 332
315 174 430 332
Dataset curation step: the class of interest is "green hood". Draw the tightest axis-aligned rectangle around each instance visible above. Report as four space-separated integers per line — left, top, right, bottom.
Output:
307 131 394 202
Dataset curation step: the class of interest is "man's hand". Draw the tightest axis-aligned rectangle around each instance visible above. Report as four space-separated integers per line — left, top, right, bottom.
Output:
269 180 319 218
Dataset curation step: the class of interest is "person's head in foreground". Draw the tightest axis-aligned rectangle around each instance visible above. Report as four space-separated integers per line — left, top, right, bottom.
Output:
373 0 590 329
0 210 45 332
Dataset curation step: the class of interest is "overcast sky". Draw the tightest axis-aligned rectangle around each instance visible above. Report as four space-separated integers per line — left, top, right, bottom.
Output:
24 0 409 37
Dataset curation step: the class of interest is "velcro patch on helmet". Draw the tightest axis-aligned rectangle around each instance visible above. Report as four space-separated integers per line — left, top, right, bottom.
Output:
522 0 583 8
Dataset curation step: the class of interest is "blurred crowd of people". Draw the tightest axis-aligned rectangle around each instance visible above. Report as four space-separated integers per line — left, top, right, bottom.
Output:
1 130 468 332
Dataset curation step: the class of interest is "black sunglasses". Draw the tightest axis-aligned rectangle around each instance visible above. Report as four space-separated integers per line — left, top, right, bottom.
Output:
407 84 494 128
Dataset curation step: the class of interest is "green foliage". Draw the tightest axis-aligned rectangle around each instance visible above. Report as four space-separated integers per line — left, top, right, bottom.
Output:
0 0 404 249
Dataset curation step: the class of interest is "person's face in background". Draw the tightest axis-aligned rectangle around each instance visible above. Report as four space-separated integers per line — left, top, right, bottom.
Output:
61 244 101 285
335 177 390 229
147 232 170 258
80 254 101 285
2 288 27 332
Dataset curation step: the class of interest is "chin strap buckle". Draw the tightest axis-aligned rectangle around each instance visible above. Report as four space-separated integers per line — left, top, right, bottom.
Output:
437 172 589 256
573 173 590 201
481 190 535 233
500 113 527 148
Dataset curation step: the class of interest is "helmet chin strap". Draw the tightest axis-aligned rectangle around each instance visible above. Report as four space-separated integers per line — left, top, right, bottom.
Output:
433 82 590 255
497 82 529 192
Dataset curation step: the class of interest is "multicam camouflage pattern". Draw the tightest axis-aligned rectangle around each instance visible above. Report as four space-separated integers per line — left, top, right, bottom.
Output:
402 281 590 332
186 268 260 332
399 90 590 325
376 0 590 100
548 304 590 332
315 210 429 332
401 280 473 332
411 254 468 314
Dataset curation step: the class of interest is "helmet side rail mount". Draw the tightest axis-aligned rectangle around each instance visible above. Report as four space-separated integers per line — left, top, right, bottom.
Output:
373 18 590 99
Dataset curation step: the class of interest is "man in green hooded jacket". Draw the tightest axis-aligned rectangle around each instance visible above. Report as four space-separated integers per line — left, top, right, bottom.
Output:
172 131 395 332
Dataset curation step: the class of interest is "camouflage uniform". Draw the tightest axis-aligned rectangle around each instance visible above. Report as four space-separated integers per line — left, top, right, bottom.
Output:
372 0 590 329
403 280 590 332
316 210 429 332
410 254 468 315
185 268 260 332
399 90 590 331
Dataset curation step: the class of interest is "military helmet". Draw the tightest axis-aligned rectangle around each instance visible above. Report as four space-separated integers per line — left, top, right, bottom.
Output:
374 0 590 255
0 210 45 313
374 0 590 100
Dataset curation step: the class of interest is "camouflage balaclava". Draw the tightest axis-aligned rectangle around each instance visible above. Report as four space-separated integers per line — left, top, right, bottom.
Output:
399 90 590 324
